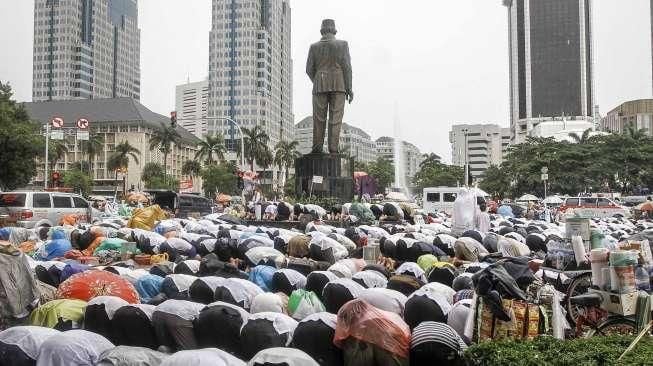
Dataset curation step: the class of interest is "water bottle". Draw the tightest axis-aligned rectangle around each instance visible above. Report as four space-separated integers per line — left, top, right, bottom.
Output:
635 265 651 292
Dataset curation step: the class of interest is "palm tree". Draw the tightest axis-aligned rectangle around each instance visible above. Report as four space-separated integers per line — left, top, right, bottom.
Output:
623 125 648 141
274 140 300 185
258 147 274 189
419 152 442 169
49 140 69 172
182 160 202 186
141 162 165 186
85 133 104 173
568 128 592 144
149 123 181 181
107 141 140 194
195 134 227 165
241 126 270 172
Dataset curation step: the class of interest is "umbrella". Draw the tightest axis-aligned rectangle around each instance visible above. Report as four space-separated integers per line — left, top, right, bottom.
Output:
517 194 539 202
57 270 140 304
542 195 564 205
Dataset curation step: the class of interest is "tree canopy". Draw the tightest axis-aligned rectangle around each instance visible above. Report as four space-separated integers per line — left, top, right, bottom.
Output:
0 82 43 190
479 131 653 198
366 157 394 193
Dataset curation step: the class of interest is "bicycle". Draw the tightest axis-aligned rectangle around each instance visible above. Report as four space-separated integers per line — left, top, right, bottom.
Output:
569 291 644 337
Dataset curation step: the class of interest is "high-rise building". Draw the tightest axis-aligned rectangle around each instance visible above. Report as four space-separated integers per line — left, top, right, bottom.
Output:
294 116 377 163
175 80 209 139
449 124 511 179
375 137 424 185
32 0 140 102
208 0 293 151
503 0 594 143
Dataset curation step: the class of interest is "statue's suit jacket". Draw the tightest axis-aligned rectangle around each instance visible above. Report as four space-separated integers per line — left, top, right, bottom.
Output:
306 34 352 95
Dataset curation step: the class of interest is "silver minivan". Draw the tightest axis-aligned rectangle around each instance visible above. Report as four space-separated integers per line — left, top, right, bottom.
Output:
0 191 92 228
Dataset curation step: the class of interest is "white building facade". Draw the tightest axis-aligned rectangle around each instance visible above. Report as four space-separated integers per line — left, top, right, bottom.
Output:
449 124 511 179
375 136 423 184
175 80 209 139
208 0 293 150
32 0 140 101
294 116 377 163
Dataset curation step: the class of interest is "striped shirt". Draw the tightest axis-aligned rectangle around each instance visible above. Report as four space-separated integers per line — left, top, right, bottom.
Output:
411 321 467 353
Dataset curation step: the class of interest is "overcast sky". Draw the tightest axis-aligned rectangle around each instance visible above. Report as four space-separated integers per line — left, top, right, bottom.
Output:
1 0 651 162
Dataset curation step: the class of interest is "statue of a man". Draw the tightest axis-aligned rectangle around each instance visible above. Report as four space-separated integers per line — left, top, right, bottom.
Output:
306 19 353 154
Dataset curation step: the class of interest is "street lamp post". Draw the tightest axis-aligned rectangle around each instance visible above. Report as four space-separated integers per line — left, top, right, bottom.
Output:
541 166 549 198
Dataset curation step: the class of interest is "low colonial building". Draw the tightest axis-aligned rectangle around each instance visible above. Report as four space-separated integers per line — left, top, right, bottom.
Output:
601 99 653 135
24 97 201 194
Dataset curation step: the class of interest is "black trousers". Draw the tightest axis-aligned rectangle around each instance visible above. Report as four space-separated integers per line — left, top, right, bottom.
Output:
112 306 158 350
152 311 197 351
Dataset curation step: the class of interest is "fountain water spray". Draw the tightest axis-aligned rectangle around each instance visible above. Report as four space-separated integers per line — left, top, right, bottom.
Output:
393 106 409 196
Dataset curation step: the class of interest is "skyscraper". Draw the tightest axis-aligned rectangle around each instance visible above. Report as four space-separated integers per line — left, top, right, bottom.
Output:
503 0 594 143
175 80 209 139
208 0 293 151
32 0 140 102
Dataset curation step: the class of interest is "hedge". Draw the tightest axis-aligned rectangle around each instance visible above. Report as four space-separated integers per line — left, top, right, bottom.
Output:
464 335 653 366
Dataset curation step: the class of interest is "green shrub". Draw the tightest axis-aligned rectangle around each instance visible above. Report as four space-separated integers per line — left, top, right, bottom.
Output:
464 335 653 366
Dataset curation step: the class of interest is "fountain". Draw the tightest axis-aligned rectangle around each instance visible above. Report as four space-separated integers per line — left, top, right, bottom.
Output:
392 109 409 198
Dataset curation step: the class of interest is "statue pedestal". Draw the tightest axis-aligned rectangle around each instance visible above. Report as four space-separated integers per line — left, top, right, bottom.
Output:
295 153 353 202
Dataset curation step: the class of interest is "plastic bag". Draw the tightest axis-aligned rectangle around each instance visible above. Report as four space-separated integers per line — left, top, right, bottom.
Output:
288 289 326 320
93 237 127 255
127 205 166 231
334 299 411 358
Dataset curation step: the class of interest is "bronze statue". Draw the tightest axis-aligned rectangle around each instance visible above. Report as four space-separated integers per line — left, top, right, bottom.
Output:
306 19 353 154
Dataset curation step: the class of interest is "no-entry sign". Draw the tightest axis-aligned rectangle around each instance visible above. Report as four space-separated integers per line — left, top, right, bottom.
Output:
77 118 89 129
51 117 64 128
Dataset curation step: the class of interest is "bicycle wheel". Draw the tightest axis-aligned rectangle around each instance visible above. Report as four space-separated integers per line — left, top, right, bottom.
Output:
565 272 592 326
586 317 637 337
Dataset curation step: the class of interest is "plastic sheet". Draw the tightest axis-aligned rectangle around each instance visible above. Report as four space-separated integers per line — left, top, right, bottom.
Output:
127 205 166 231
333 299 411 359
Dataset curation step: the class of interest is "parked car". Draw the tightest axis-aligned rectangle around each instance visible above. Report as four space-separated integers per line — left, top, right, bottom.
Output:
0 191 92 228
559 196 630 218
146 190 213 219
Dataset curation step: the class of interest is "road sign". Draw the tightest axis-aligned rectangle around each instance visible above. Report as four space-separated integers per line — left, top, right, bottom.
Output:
76 131 89 140
50 130 64 140
541 173 549 181
51 117 64 128
76 118 89 129
312 176 323 184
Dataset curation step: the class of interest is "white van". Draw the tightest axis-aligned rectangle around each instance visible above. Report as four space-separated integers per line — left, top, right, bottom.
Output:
0 191 91 228
422 187 488 215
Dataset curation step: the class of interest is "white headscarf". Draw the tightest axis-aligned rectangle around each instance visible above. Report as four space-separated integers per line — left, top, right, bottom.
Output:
36 329 114 366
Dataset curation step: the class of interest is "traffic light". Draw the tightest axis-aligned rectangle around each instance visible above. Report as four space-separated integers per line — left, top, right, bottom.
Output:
170 111 177 127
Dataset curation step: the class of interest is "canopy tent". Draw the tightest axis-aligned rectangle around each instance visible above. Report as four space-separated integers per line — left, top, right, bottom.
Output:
517 194 539 202
542 195 564 205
